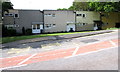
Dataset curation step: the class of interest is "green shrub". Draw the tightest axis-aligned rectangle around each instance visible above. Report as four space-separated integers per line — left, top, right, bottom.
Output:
26 29 32 35
2 25 16 37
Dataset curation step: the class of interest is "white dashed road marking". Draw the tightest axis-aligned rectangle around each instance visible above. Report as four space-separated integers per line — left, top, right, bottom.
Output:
18 54 37 65
109 40 117 47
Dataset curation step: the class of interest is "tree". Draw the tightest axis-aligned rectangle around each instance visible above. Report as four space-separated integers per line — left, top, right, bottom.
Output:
2 1 13 16
88 1 120 30
57 8 68 10
73 2 89 11
88 2 120 12
68 6 75 10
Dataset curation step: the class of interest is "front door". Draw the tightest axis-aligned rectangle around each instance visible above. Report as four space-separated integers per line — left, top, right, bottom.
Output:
67 24 75 32
94 24 98 30
32 24 42 33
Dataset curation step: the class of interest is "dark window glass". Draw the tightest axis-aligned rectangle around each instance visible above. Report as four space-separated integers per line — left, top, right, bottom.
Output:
83 14 86 17
76 14 82 16
37 24 40 29
15 14 18 17
5 14 9 16
83 23 85 25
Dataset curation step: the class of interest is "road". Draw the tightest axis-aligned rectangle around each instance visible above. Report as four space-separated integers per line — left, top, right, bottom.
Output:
0 30 119 70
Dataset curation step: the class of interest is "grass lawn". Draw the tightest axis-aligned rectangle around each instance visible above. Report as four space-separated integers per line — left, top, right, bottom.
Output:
1 31 93 44
106 27 120 30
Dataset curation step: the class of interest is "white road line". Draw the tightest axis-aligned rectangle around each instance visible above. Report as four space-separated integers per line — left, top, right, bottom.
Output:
65 46 117 59
18 53 37 65
72 43 80 56
109 40 117 47
0 64 27 70
72 46 79 56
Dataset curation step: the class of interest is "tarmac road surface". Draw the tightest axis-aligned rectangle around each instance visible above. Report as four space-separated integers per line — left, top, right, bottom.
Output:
0 30 119 70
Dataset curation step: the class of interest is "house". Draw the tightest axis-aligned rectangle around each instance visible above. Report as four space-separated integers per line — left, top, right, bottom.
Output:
75 11 100 31
43 10 76 33
3 9 44 34
3 9 76 34
3 9 120 35
101 12 120 29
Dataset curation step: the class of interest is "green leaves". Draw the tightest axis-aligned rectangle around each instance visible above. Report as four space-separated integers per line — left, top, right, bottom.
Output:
2 2 13 16
88 2 120 12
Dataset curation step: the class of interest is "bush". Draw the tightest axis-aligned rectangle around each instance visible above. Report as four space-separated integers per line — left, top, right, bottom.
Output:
26 29 32 35
2 25 16 37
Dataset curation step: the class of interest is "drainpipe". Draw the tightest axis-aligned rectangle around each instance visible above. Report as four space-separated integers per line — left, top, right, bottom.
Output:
39 10 44 33
74 10 77 31
42 11 45 33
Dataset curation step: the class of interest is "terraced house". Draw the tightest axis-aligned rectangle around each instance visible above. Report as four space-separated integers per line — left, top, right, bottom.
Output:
101 12 120 29
75 11 100 31
43 10 76 33
3 9 44 34
3 9 120 34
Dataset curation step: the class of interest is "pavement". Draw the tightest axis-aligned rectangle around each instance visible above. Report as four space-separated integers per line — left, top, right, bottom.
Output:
1 30 113 48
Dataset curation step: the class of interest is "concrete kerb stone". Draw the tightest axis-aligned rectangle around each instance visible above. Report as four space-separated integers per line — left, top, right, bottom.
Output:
2 30 113 48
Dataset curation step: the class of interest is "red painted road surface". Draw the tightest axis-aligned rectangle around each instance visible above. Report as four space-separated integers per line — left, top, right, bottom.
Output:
0 38 119 69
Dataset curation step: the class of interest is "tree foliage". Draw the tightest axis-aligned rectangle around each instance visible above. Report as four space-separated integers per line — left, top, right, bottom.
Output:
2 2 13 16
57 8 68 10
73 2 89 11
88 2 120 12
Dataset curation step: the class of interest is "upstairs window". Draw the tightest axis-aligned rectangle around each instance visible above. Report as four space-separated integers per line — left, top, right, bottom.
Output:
4 13 13 16
9 13 14 16
45 14 55 17
76 14 86 17
76 14 82 16
4 13 9 16
14 14 19 18
82 14 86 17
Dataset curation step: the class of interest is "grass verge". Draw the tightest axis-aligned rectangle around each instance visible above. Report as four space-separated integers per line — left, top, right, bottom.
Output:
1 31 94 44
106 27 120 30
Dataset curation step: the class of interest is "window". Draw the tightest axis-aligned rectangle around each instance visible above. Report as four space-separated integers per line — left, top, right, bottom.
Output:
4 13 14 16
33 25 36 29
76 14 82 16
9 13 14 16
5 25 14 29
14 14 19 18
45 24 51 29
53 24 56 27
37 24 40 29
48 14 52 16
83 23 85 25
14 25 19 27
83 23 87 25
82 14 86 17
4 13 9 16
45 14 55 17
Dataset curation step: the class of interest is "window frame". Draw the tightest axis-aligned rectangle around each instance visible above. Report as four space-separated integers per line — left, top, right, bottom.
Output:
14 13 19 18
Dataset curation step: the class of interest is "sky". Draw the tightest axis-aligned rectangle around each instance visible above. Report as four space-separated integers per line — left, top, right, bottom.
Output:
10 0 74 10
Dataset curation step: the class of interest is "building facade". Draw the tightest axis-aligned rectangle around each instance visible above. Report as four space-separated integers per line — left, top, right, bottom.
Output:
75 11 100 31
3 9 44 33
43 10 76 33
101 12 120 29
3 9 120 34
